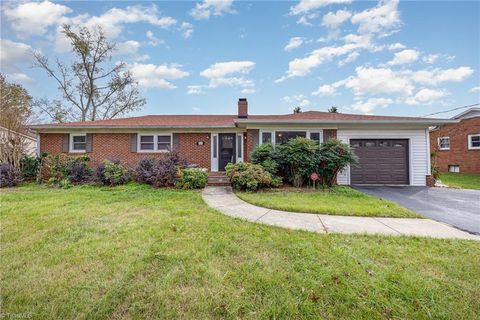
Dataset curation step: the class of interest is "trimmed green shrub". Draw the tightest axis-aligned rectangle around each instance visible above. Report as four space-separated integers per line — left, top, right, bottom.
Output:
225 162 277 191
177 168 208 189
315 139 358 187
276 137 318 187
250 143 280 175
95 160 130 186
39 154 91 187
20 155 41 181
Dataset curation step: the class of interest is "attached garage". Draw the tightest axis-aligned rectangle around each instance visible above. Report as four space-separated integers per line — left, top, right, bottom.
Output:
350 139 409 185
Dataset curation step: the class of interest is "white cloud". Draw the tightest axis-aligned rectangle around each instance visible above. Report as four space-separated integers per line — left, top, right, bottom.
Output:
282 94 311 107
116 41 140 55
405 88 449 105
312 84 338 96
290 0 352 16
422 54 439 64
190 0 235 20
187 85 204 95
284 37 305 51
0 39 32 66
387 49 420 65
407 67 474 86
387 42 406 50
338 51 359 66
3 1 72 37
241 88 255 94
351 0 401 35
180 22 194 39
200 61 255 88
470 86 480 93
352 98 393 114
321 9 352 29
7 73 34 83
129 63 189 89
146 30 163 47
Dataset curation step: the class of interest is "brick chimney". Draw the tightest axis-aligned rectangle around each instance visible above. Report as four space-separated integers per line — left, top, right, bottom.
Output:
238 98 248 118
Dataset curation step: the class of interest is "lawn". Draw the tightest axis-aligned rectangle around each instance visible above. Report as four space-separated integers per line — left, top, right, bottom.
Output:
1 184 479 319
439 172 480 190
236 186 420 218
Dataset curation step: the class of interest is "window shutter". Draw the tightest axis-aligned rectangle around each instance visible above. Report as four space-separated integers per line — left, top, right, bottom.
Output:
172 133 179 151
61 134 69 153
130 133 137 152
85 133 93 153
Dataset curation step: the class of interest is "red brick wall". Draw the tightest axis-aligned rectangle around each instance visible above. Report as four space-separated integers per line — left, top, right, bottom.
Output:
40 132 212 169
244 129 259 162
429 117 480 173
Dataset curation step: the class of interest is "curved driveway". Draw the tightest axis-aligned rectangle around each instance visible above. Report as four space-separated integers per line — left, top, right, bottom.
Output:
354 186 480 235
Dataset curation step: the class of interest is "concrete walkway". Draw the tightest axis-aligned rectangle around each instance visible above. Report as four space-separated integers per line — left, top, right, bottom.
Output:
202 186 480 241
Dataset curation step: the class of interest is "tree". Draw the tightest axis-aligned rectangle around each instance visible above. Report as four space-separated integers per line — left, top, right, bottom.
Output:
293 106 302 114
33 24 145 122
0 74 32 168
328 106 338 113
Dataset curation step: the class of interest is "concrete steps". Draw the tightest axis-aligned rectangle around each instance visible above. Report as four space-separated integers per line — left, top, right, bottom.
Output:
207 172 230 186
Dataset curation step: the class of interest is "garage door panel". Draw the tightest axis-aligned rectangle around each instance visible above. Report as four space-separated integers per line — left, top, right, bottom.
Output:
350 139 409 185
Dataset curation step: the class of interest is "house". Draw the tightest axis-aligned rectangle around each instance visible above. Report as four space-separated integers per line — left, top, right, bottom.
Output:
0 126 38 156
31 98 456 186
429 107 480 173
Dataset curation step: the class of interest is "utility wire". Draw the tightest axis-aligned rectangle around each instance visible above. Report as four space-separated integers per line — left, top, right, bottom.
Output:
423 103 480 117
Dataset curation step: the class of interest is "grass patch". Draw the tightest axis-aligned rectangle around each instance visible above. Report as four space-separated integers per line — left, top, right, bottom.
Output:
439 172 480 190
1 183 479 319
237 186 420 218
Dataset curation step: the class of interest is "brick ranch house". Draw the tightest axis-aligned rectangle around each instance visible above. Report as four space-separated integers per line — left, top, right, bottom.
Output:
429 107 480 173
31 99 456 186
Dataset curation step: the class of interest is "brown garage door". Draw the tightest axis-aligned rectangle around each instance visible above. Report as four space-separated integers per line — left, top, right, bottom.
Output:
350 139 409 185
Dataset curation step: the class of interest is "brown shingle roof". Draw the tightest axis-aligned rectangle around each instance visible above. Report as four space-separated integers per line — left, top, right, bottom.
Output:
31 111 453 129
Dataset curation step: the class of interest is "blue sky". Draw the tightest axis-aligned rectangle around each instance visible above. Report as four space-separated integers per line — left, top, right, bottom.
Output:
1 0 479 119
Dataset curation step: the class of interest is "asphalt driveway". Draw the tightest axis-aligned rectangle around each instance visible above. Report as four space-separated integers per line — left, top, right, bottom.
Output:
354 186 480 235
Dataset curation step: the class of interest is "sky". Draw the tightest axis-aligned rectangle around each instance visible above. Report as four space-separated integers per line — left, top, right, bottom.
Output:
1 0 479 119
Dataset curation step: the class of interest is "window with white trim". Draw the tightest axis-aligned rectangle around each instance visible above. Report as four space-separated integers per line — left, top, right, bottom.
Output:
261 131 273 144
309 132 321 144
260 130 323 145
138 134 172 152
468 134 480 150
438 137 450 150
70 134 86 152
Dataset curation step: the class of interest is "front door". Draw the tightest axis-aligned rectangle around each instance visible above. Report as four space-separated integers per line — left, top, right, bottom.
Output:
219 133 236 171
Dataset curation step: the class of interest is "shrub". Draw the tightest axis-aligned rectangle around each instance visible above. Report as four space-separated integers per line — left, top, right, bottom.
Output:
316 139 358 187
38 154 91 187
276 137 318 187
177 168 208 189
134 151 187 188
225 162 276 191
0 162 22 187
95 160 130 186
250 143 280 175
20 155 41 181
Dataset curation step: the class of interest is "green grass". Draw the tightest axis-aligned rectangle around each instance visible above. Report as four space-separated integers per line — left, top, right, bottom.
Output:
439 172 480 190
237 186 420 218
1 183 479 319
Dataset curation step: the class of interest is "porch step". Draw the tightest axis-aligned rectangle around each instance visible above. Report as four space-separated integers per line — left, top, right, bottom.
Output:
207 173 230 186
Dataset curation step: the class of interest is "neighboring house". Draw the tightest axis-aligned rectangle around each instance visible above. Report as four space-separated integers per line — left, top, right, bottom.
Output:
429 107 480 173
0 126 37 156
31 99 455 186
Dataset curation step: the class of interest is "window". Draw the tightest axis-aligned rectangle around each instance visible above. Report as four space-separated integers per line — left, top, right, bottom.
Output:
438 137 450 150
275 131 306 145
468 134 480 150
70 134 86 152
157 135 171 151
138 134 172 152
237 135 243 159
213 135 218 158
261 132 272 144
310 132 321 144
448 165 460 173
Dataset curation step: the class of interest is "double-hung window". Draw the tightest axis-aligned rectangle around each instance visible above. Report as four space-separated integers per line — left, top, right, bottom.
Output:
70 134 86 153
468 134 480 150
138 134 172 152
438 137 450 150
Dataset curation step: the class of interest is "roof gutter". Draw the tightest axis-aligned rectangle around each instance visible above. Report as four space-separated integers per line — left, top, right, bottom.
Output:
234 119 459 125
30 124 237 131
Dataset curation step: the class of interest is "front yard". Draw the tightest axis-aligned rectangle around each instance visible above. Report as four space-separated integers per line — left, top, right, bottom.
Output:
237 186 420 218
1 184 479 319
439 172 480 190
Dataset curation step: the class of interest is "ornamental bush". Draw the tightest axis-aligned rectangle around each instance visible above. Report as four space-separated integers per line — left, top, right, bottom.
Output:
134 152 187 188
250 143 280 175
39 154 91 187
20 155 41 181
0 162 22 188
315 139 358 187
225 162 278 191
176 168 208 189
276 137 318 187
95 160 131 186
